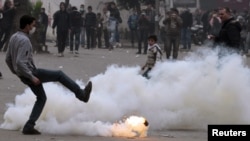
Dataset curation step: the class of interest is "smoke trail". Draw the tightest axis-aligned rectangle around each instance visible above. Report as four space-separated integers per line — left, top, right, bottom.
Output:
1 48 250 136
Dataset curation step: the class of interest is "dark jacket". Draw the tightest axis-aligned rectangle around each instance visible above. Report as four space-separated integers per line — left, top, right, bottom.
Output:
163 15 182 36
52 10 70 32
180 11 193 28
108 7 122 23
215 17 242 48
246 15 250 32
0 7 15 29
127 13 139 30
138 15 150 31
85 12 97 28
69 10 83 29
40 12 48 26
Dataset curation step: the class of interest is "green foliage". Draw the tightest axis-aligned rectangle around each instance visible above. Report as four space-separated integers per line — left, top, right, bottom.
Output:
31 0 43 18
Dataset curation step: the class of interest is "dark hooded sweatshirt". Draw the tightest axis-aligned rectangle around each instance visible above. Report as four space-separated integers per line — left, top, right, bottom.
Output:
215 17 242 49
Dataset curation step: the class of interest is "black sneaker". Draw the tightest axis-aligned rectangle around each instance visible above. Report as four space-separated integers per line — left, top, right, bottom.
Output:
77 81 92 103
22 128 41 135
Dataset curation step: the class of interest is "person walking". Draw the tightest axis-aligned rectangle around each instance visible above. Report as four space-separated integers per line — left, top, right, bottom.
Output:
38 7 49 52
52 2 70 57
5 15 92 135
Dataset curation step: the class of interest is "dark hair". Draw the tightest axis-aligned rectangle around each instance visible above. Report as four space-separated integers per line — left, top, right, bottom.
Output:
148 35 157 42
60 2 65 6
170 8 179 15
219 7 231 14
19 15 36 29
71 6 77 11
88 6 92 9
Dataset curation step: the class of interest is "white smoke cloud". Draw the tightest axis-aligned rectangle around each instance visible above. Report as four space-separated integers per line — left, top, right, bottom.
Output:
1 48 250 136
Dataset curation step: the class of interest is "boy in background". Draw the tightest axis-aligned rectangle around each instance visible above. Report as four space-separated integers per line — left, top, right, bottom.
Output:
141 35 162 79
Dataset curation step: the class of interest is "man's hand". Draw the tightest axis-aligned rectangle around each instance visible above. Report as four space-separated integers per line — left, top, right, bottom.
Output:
207 35 215 40
31 76 41 85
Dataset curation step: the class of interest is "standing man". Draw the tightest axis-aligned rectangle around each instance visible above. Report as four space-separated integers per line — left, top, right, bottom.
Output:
145 4 156 35
96 13 103 48
69 6 83 55
127 9 139 48
137 12 150 54
79 4 86 48
108 2 122 47
85 6 96 49
38 7 49 51
163 9 182 59
102 7 110 49
180 8 193 50
5 15 92 135
208 7 242 53
52 2 70 57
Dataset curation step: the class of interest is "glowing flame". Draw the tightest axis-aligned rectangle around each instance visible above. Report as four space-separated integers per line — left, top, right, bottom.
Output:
111 115 149 138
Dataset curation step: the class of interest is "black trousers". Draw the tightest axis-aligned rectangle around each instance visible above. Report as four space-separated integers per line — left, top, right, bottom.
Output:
21 68 82 129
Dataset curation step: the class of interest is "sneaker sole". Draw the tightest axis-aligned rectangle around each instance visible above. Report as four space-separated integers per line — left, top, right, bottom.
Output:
22 129 41 135
84 81 92 103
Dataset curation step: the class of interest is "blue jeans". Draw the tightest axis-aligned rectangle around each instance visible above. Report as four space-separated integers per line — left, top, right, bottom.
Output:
20 68 82 129
70 27 81 51
181 28 191 49
80 27 85 47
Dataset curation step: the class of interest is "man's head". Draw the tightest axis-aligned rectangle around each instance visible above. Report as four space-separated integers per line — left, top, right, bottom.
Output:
218 7 232 22
60 2 66 11
87 6 92 12
41 8 45 13
20 15 36 34
4 0 12 9
110 2 116 9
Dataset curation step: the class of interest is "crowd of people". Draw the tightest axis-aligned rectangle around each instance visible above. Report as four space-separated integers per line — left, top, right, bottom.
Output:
0 0 250 135
0 1 249 76
48 1 250 58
